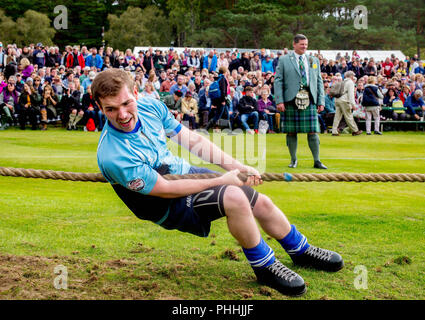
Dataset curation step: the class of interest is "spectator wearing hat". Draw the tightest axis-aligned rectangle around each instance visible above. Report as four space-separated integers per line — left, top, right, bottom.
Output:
14 73 24 93
114 55 128 69
82 71 96 94
187 50 200 70
404 89 425 120
79 67 91 84
32 43 47 69
153 49 167 72
181 91 199 129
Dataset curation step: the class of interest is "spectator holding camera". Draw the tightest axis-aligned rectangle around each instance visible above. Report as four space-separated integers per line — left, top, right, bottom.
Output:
40 84 59 130
61 81 83 130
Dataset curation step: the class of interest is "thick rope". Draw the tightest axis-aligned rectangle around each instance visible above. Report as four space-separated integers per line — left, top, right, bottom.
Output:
1 166 425 183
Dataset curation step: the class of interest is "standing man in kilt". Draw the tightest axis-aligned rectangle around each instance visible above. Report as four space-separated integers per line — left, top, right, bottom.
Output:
274 34 327 169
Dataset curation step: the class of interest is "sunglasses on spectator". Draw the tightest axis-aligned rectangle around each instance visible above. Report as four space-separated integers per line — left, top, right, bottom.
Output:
8 82 15 85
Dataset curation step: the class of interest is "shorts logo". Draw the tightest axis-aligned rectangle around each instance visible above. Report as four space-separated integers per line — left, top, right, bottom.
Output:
127 178 145 191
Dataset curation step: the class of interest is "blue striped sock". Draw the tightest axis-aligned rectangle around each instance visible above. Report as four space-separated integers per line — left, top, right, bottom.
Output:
242 237 275 268
278 224 310 256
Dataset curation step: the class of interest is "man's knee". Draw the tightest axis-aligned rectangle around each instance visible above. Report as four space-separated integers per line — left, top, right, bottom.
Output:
223 185 252 215
253 194 275 218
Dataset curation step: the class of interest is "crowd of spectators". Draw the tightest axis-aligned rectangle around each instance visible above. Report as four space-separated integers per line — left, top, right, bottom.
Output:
0 41 424 134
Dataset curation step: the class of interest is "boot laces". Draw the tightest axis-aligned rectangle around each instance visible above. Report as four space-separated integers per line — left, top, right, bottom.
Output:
305 246 332 261
267 260 298 282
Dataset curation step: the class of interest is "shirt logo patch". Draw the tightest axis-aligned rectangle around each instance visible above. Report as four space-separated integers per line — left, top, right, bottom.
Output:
127 178 145 191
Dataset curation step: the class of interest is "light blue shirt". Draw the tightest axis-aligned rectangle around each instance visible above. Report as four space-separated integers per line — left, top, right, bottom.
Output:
97 96 190 195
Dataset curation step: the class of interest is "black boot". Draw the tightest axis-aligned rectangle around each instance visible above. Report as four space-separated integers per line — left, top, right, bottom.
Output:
253 259 306 296
291 245 344 272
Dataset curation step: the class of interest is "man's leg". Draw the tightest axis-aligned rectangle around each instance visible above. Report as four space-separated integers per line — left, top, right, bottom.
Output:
240 114 251 132
331 102 343 135
223 186 305 296
307 133 327 169
251 193 344 272
251 111 259 130
286 133 298 167
340 101 360 133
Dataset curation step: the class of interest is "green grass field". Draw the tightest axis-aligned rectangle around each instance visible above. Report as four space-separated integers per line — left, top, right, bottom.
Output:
0 128 424 300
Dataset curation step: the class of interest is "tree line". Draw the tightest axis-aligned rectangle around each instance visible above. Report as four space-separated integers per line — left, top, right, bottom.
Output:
0 0 423 57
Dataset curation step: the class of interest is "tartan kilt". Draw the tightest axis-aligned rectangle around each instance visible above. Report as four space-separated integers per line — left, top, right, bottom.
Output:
282 102 320 133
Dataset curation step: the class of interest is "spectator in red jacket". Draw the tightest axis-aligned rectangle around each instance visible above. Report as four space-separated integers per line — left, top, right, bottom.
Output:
66 46 85 69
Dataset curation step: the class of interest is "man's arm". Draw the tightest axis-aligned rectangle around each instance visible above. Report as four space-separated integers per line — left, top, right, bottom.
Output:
149 169 245 198
316 58 325 108
171 125 246 172
273 56 285 110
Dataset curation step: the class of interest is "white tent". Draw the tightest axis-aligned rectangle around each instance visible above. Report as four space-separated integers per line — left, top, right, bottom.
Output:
133 46 406 62
307 50 406 61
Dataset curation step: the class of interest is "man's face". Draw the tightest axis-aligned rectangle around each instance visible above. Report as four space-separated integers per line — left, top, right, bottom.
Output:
293 39 308 55
177 76 184 85
99 85 139 132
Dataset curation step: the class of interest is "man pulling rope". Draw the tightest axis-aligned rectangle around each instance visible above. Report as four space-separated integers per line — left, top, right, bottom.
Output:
91 68 344 297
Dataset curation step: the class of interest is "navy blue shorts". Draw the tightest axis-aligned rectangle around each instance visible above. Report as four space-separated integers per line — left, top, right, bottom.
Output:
159 166 259 237
112 166 259 238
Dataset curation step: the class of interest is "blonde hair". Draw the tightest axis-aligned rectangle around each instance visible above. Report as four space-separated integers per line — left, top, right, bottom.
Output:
368 76 376 84
20 58 30 68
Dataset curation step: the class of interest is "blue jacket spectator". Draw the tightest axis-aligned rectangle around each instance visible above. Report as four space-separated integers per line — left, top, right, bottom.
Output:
261 56 274 73
414 65 425 75
404 90 425 117
85 49 103 70
203 52 217 72
324 94 336 113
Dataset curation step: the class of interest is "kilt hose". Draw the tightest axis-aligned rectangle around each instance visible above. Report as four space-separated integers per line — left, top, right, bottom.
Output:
282 101 320 134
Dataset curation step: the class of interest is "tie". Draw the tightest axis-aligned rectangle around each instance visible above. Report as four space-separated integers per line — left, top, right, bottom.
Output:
299 55 307 87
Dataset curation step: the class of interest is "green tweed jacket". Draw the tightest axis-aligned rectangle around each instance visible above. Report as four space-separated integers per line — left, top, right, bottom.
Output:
274 52 325 107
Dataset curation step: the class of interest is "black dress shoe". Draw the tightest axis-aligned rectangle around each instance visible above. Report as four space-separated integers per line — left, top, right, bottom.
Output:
253 259 306 296
314 161 327 169
288 160 298 168
290 246 344 272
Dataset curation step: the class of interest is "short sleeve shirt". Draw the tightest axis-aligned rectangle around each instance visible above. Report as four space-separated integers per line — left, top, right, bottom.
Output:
97 96 191 195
